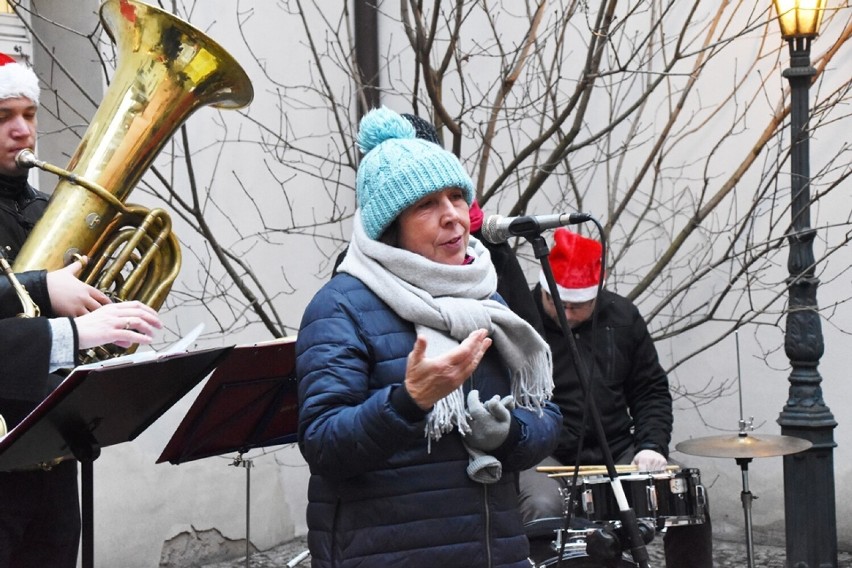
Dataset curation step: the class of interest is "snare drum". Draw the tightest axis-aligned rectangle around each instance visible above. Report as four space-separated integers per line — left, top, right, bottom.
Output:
651 468 706 527
574 472 658 522
567 467 706 527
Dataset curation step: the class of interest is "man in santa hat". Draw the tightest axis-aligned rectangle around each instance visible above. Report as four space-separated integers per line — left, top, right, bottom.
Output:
518 228 712 567
0 52 162 568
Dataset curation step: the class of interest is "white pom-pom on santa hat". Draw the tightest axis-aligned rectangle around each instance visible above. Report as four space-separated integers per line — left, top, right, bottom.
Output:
0 52 39 105
540 228 602 303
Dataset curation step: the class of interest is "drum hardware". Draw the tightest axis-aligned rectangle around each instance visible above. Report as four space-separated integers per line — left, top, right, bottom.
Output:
528 518 656 567
580 486 596 517
585 520 656 567
652 469 706 527
675 331 812 568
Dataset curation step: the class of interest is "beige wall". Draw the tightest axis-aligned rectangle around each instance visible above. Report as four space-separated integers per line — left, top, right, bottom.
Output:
21 1 852 566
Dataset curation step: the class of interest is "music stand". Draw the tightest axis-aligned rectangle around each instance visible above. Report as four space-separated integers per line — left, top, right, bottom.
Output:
0 345 231 568
157 336 299 567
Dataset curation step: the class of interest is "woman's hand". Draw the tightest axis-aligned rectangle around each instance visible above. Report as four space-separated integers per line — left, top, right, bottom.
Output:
404 329 492 410
47 257 111 316
74 301 163 350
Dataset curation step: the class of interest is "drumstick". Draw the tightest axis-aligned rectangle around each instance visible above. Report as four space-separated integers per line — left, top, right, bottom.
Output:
536 464 681 472
538 464 680 477
536 464 635 472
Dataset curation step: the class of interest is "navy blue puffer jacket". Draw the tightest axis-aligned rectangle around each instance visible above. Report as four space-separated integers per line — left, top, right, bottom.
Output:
297 273 561 568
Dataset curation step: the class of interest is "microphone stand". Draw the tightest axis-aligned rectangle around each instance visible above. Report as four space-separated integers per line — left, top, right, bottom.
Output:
523 225 651 568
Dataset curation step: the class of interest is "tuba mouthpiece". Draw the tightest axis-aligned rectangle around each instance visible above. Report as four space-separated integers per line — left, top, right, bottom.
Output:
15 149 37 169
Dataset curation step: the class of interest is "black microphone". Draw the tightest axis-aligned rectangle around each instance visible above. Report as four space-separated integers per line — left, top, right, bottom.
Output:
479 212 592 244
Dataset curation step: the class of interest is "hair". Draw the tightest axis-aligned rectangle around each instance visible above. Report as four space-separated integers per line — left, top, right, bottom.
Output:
378 219 400 246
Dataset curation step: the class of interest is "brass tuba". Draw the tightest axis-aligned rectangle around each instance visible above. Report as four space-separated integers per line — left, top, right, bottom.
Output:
13 0 253 359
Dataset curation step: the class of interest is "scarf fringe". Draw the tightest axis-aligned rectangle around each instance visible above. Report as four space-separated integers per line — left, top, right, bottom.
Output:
511 350 554 415
425 388 469 442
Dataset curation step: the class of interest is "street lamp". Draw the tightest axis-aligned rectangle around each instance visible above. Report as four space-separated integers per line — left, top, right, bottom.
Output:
771 1 837 566
772 0 825 38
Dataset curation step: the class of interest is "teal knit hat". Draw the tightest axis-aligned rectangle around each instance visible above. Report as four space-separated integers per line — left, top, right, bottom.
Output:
356 107 475 240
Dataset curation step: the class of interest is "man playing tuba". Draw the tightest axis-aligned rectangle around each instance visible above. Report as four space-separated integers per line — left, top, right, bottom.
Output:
0 52 163 568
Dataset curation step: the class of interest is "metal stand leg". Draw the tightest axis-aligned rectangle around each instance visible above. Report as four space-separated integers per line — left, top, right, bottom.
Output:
231 455 254 568
736 457 755 568
80 459 94 568
66 427 101 568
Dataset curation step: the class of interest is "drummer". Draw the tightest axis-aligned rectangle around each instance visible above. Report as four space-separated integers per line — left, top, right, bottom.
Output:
517 229 713 568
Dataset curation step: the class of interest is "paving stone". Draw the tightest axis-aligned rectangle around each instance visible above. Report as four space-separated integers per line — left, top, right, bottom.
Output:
198 534 852 567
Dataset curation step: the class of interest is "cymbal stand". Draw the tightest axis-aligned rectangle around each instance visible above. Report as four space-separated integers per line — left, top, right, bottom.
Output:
736 456 756 568
735 331 756 568
676 332 814 568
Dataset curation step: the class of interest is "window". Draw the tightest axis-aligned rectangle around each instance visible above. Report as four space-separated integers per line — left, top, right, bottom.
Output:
0 1 32 62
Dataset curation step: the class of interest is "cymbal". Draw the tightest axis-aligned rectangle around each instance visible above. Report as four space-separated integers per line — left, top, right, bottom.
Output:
675 433 812 459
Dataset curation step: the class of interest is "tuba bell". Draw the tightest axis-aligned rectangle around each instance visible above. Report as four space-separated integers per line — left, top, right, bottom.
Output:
13 0 253 359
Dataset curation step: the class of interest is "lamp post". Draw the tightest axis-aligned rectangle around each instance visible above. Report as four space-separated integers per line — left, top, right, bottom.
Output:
771 1 837 566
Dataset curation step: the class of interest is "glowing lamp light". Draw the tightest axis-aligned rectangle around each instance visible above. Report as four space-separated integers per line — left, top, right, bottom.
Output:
772 0 826 39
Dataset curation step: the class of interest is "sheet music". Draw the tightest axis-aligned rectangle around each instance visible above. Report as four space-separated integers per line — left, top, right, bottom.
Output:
75 323 205 371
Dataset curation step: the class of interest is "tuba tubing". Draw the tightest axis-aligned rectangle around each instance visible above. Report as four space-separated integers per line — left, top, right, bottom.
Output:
0 246 40 318
13 0 253 315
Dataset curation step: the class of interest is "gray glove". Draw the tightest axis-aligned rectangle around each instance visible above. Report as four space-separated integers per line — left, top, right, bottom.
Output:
465 389 515 452
464 443 502 484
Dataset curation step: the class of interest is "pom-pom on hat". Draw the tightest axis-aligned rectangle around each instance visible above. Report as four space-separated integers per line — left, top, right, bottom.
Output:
540 228 603 303
356 106 474 240
0 53 39 105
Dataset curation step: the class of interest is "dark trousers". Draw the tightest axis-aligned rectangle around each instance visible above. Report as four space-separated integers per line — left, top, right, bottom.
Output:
519 454 713 568
0 459 80 568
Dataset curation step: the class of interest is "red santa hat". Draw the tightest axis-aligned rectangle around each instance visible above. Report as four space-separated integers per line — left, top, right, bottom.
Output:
0 52 40 105
540 228 602 303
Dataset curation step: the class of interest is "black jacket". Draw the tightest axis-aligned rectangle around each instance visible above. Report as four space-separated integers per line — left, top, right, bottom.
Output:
0 270 60 427
0 174 49 262
0 176 60 427
533 285 672 465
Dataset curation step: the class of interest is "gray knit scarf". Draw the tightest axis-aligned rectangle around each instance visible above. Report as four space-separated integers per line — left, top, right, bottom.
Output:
338 210 553 442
